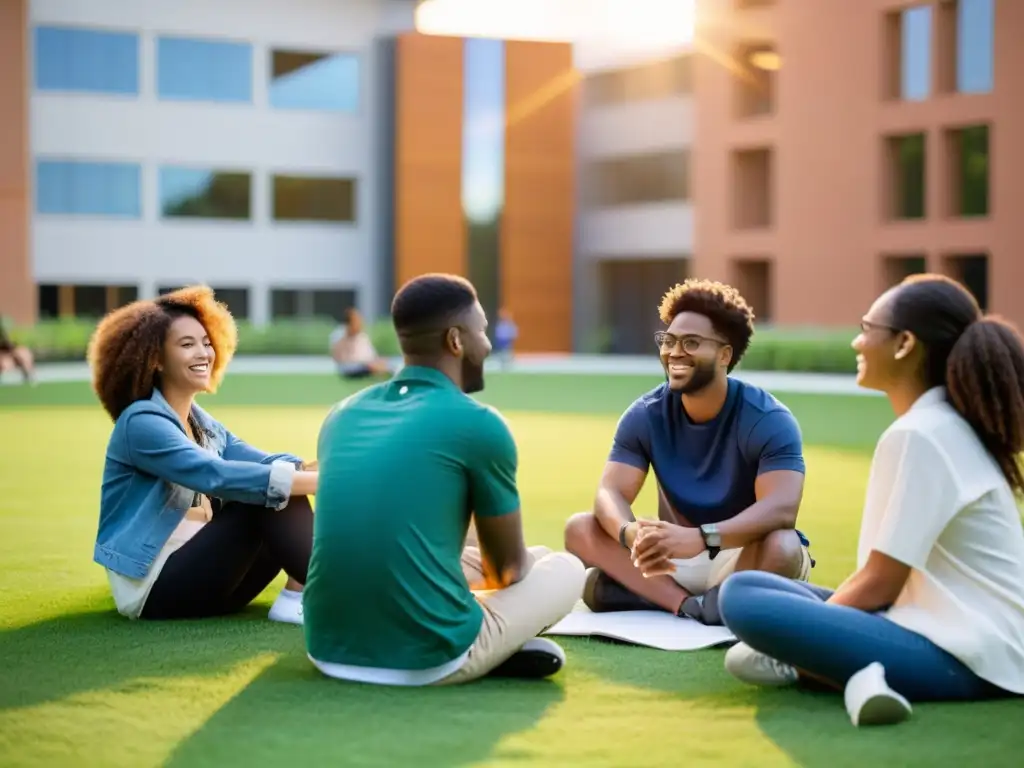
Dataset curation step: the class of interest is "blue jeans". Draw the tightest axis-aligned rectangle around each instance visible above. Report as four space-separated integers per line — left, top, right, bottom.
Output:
718 571 1009 702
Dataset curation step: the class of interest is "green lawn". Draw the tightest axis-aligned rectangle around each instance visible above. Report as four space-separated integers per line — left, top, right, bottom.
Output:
2 374 1022 767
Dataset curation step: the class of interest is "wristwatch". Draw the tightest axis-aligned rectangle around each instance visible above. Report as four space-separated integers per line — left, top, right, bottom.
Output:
699 523 721 560
619 521 633 549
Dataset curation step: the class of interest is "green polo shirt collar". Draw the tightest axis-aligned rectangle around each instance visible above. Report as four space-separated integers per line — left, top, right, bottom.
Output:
394 365 459 390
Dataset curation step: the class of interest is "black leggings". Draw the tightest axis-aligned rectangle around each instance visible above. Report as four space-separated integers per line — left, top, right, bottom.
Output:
141 496 313 620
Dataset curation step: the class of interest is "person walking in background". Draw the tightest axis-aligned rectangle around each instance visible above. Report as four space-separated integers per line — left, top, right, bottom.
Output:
718 274 1024 727
0 316 36 385
329 307 392 380
88 286 317 625
493 307 518 369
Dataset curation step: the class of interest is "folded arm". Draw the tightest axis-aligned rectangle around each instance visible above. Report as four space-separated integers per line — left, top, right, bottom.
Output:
468 408 528 588
830 427 958 612
717 409 807 548
716 469 804 549
828 551 910 611
124 411 315 507
595 397 652 547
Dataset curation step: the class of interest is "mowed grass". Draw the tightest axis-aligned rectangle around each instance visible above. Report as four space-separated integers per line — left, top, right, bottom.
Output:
2 374 1023 767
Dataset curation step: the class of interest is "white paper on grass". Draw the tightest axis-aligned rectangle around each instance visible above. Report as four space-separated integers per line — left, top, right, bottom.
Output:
543 609 736 651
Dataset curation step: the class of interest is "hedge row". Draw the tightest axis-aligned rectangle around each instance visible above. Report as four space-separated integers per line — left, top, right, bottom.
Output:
6 318 859 374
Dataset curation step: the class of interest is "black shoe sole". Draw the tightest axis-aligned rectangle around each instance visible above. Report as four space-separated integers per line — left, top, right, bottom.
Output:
488 650 564 679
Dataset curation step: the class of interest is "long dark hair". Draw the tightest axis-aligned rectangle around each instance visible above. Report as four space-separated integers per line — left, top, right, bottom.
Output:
890 274 1024 495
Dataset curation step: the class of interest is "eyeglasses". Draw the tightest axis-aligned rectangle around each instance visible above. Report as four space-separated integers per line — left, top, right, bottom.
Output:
654 331 728 354
859 320 899 334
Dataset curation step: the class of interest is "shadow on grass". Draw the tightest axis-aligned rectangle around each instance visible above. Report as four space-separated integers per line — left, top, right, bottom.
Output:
165 655 564 768
0 608 302 713
752 686 1024 768
1 609 564 768
565 637 1024 766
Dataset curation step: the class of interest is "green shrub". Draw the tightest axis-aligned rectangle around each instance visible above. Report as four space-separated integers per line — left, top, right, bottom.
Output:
3 318 860 373
739 327 858 374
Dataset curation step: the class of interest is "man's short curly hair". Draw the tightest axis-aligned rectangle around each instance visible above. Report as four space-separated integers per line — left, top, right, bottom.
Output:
87 285 238 421
658 279 756 371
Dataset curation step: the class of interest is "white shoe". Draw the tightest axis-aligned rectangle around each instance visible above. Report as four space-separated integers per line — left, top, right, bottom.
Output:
268 589 304 625
845 662 912 727
724 642 799 687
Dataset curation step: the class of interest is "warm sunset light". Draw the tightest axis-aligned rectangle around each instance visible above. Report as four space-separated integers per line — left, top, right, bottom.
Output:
415 0 696 48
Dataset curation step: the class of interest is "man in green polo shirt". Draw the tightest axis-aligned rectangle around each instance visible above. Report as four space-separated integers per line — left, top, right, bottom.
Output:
303 273 585 686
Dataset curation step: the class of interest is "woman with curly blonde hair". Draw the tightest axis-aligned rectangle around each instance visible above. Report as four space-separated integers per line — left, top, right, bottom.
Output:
89 286 317 624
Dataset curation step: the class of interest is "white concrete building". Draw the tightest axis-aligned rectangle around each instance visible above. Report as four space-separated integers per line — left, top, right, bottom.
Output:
571 42 695 353
29 0 416 325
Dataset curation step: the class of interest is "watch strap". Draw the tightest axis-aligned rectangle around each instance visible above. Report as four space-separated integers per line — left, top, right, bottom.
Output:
618 521 632 549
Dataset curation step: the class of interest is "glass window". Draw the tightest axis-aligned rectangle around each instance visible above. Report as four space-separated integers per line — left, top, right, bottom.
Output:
271 176 356 223
37 285 59 318
958 0 994 93
584 151 690 207
36 160 141 217
34 26 139 95
583 55 692 107
888 133 926 220
157 37 252 103
953 125 989 217
269 50 360 112
160 167 252 220
210 287 250 319
901 6 931 101
271 288 357 321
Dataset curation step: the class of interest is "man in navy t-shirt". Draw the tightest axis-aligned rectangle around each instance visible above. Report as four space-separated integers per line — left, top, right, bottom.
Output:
564 279 814 625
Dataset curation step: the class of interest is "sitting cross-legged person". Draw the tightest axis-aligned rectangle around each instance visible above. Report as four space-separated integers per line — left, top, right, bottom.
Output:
564 279 814 625
718 275 1024 727
303 273 585 686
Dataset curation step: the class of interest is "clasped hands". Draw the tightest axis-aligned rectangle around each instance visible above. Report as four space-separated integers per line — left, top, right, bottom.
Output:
630 519 706 578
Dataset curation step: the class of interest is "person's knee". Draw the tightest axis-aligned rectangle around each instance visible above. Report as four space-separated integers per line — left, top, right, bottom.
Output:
718 570 777 628
756 529 805 578
543 551 586 610
563 511 602 559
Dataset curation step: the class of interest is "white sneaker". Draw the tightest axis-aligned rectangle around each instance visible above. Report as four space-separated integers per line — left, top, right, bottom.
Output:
267 589 304 625
724 642 799 687
845 662 912 727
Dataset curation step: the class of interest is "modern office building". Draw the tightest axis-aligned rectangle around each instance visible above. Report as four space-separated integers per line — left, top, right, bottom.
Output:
693 0 1017 329
3 0 1015 354
1 0 419 328
571 42 694 353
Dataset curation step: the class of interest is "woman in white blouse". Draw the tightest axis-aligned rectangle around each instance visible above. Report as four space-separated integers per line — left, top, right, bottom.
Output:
717 274 1024 726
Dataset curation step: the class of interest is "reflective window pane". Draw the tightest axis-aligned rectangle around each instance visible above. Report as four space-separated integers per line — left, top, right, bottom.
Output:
901 6 931 101
159 167 252 220
36 160 141 217
157 37 252 103
269 51 360 112
958 0 994 93
34 26 139 95
272 176 356 222
582 55 692 107
584 151 690 207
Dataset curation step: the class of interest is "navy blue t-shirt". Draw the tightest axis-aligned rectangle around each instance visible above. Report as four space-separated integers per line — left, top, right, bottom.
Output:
608 377 805 527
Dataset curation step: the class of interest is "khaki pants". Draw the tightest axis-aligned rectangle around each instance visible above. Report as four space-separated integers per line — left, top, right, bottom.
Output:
669 545 813 595
434 545 585 685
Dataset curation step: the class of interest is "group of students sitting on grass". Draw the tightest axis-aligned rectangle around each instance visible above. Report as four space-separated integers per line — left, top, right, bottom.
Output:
88 272 1024 726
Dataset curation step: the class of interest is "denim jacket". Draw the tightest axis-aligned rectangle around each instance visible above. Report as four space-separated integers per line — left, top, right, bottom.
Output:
95 389 303 579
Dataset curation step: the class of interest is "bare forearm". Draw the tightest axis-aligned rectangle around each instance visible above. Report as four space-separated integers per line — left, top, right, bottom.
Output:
291 471 319 497
594 487 636 540
828 570 897 612
716 499 797 549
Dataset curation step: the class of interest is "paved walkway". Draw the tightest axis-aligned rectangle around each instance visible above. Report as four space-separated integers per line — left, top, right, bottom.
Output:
2 353 875 396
